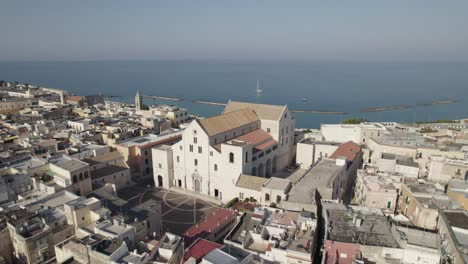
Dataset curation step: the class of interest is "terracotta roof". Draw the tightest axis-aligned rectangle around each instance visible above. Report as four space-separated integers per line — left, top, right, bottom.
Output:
214 129 277 153
324 240 361 264
183 239 223 263
330 141 362 161
197 108 259 137
67 95 82 102
223 101 286 121
183 208 236 241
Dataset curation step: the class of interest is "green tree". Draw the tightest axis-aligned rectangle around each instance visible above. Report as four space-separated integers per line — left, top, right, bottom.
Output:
342 118 368 124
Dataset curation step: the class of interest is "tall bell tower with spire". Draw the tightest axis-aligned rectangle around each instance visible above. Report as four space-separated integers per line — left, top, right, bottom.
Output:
135 90 143 111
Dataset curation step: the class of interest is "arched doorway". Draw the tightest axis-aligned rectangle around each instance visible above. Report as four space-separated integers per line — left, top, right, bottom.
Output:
157 175 163 187
272 156 278 174
194 179 201 192
266 159 272 177
258 163 265 177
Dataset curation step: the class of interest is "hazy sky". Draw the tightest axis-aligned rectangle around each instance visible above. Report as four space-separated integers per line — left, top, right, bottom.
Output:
1 0 468 61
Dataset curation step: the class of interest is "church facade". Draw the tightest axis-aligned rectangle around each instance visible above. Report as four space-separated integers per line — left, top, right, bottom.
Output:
152 101 295 202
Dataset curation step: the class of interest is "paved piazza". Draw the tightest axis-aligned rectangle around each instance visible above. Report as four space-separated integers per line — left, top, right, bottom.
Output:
117 182 220 236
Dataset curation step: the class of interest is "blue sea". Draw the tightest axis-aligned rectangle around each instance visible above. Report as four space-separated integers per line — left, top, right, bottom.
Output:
1 60 467 128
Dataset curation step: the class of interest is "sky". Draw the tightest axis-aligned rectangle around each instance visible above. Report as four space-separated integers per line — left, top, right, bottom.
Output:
1 0 468 61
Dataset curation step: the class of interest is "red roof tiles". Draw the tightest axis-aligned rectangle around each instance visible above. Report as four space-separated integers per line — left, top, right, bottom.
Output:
183 239 223 263
324 240 361 264
330 141 362 161
183 208 236 244
214 129 277 153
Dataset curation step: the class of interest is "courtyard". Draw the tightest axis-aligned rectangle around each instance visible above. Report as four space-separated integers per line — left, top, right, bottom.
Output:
117 181 220 236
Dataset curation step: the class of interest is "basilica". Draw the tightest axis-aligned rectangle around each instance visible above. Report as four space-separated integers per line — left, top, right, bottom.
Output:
152 101 296 202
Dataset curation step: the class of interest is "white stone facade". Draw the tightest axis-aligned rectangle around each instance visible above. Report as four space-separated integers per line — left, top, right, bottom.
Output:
152 102 295 202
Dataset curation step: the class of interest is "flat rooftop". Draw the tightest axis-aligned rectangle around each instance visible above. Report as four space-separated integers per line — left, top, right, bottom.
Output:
91 163 128 179
405 182 444 195
21 191 80 211
299 138 340 146
287 158 343 203
374 132 436 149
117 130 183 148
326 206 399 248
84 151 123 164
51 156 89 171
444 210 468 230
12 156 47 171
92 239 123 256
264 177 291 191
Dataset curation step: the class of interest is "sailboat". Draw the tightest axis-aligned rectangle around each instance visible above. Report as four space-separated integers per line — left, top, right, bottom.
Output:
256 80 263 95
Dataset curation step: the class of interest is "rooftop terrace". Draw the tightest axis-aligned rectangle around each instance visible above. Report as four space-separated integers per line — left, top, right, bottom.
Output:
117 130 183 148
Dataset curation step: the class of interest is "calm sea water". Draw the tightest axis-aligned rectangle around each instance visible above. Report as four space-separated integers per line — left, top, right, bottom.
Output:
1 60 467 128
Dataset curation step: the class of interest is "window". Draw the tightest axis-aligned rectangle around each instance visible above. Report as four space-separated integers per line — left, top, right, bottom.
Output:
177 156 180 163
198 146 202 154
210 151 213 156
158 163 162 169
276 195 282 203
180 146 183 150
265 193 270 201
189 145 193 152
194 159 198 166
245 152 248 163
84 171 89 178
145 158 149 165
145 150 148 155
178 179 182 187
387 201 392 209
79 173 83 181
215 138 217 144
229 152 234 163
193 137 197 144
267 128 271 133
214 189 219 197
214 164 218 171
239 192 244 199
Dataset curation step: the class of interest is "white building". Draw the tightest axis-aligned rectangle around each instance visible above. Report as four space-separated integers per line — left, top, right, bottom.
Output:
320 122 387 144
296 138 340 169
428 156 468 184
152 101 295 202
67 119 91 132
